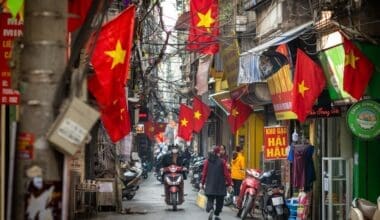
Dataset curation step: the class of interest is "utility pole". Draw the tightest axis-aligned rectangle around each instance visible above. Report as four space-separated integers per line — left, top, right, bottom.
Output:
12 0 67 219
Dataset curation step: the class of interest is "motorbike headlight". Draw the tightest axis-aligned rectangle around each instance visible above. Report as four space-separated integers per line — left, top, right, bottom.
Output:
267 190 273 196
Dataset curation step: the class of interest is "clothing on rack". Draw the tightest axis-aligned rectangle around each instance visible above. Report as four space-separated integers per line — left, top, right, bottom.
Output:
287 144 316 191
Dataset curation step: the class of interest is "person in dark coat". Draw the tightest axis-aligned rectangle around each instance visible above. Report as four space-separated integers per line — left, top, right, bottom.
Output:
161 144 184 167
201 146 233 220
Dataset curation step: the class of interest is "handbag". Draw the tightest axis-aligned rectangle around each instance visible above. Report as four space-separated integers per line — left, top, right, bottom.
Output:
196 189 207 209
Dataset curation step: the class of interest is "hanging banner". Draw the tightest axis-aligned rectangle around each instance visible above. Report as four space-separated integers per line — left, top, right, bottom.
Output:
0 12 23 105
264 126 288 160
267 64 297 120
221 35 242 93
318 45 353 101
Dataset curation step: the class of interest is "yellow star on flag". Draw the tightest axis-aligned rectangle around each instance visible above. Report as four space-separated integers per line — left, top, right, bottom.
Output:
298 80 309 97
197 8 215 32
345 51 359 69
194 110 202 120
231 108 239 117
181 118 189 127
149 126 155 132
105 40 126 69
120 108 125 120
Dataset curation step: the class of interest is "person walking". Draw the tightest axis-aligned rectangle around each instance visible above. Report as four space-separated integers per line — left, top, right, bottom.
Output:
201 147 233 220
218 144 229 163
230 146 245 206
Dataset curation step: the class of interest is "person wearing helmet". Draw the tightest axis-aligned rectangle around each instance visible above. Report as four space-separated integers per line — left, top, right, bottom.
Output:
162 144 184 168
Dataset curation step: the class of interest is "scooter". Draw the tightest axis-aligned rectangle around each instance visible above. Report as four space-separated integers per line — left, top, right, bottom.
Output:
259 170 289 220
224 188 234 206
154 151 166 183
350 196 380 220
121 162 142 200
237 168 262 219
191 160 204 190
163 164 186 211
142 162 149 179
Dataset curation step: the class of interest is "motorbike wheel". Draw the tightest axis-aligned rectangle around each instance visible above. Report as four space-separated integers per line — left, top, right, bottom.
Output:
143 172 148 179
126 194 134 200
171 192 178 211
224 193 233 206
240 195 254 220
273 206 289 220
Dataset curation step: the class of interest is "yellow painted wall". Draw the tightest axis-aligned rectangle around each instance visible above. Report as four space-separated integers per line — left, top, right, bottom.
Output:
235 113 264 169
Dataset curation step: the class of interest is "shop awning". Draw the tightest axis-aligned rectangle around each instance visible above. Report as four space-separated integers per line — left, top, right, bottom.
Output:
175 11 190 31
241 21 314 56
209 91 232 115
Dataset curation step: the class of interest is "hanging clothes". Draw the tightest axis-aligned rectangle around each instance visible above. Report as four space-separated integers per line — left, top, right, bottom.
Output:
289 144 316 191
293 145 308 188
304 145 316 192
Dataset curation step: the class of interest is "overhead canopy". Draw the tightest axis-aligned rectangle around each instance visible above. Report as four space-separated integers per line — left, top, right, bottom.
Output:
241 21 314 56
209 91 232 115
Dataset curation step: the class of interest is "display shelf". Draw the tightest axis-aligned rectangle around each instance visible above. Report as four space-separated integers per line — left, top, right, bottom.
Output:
321 157 352 220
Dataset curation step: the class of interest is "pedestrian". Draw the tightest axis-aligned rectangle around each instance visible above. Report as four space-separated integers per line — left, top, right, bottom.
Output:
200 146 233 220
219 144 229 163
231 146 245 206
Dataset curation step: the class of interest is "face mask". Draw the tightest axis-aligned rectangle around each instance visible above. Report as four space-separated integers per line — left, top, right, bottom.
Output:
33 176 43 189
172 149 179 154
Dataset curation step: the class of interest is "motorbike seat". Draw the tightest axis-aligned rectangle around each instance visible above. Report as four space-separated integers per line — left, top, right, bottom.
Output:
356 198 377 220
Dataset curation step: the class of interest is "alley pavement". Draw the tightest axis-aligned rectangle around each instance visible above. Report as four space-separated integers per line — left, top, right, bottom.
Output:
90 172 257 220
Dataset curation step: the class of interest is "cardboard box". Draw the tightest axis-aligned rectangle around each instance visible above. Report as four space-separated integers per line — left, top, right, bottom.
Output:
47 98 99 155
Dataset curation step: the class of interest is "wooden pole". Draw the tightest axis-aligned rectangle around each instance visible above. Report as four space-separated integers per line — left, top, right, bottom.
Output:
1 105 6 220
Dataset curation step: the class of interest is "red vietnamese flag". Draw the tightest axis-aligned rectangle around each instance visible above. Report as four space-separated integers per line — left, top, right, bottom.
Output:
100 94 131 142
178 104 194 141
88 5 135 107
187 0 219 54
227 99 252 134
291 49 326 122
155 122 167 133
144 121 156 140
342 34 374 100
68 0 92 32
192 96 211 133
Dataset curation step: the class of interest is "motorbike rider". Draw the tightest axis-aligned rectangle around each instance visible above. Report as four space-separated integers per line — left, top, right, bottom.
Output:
161 144 187 202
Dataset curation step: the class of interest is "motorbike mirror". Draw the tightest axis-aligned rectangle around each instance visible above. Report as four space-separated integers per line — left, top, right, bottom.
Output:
263 172 271 177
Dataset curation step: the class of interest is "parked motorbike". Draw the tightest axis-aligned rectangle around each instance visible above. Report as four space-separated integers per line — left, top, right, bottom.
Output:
121 162 142 200
237 168 262 219
350 196 380 220
237 169 289 220
163 165 187 211
190 159 204 190
224 188 234 206
259 170 289 220
142 162 149 179
154 151 166 183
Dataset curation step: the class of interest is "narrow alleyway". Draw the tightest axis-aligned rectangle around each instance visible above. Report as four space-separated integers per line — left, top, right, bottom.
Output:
90 173 255 220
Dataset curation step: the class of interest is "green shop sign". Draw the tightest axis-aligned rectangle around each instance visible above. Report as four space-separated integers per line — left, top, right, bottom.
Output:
347 100 380 140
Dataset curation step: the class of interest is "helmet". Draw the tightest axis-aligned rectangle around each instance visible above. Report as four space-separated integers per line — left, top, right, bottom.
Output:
246 168 261 178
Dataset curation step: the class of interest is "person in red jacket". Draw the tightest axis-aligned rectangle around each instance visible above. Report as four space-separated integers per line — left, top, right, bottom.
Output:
200 146 233 220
